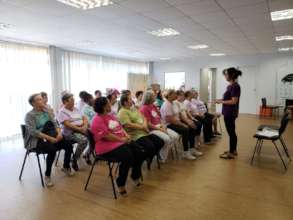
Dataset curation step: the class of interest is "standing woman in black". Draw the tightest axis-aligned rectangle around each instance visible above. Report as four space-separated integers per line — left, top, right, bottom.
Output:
215 67 242 159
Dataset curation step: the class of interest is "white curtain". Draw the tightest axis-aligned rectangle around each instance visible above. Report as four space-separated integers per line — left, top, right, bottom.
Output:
59 50 149 99
0 42 51 141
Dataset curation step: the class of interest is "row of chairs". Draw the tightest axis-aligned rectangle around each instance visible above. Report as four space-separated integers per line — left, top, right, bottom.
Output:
18 126 170 198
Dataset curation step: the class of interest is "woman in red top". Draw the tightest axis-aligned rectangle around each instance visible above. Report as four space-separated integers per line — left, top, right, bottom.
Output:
140 90 179 162
91 97 145 195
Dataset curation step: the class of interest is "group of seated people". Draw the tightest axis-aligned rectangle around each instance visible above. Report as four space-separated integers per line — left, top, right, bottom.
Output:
24 86 221 195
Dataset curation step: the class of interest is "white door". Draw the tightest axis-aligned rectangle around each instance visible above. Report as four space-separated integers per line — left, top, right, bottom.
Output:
237 65 257 114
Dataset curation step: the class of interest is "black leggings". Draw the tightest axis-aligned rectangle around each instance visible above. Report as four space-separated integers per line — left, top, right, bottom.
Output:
99 142 145 187
195 115 213 142
136 134 164 162
224 116 237 153
36 138 73 177
167 124 197 151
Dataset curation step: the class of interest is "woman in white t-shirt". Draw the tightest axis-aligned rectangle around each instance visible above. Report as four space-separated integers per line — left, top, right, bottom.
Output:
160 90 199 160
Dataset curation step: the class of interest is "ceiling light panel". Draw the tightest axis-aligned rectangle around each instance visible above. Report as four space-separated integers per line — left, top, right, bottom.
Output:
275 35 293 41
187 44 209 49
271 9 293 21
148 28 180 37
56 0 113 10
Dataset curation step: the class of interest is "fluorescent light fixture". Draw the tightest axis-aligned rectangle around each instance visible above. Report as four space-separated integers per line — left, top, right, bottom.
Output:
149 28 180 37
278 47 293 51
56 0 113 10
209 53 226 56
0 23 12 30
271 9 293 21
188 44 209 50
159 58 171 60
275 35 293 41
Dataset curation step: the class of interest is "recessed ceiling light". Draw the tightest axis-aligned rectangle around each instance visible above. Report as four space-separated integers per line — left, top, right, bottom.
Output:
210 53 226 56
0 23 12 30
188 44 209 50
148 28 180 37
271 9 293 21
159 58 171 60
275 35 293 41
56 0 113 10
278 47 293 51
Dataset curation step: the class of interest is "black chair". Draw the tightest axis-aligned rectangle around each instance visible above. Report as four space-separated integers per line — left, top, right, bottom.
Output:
19 125 45 187
251 113 291 170
84 131 119 199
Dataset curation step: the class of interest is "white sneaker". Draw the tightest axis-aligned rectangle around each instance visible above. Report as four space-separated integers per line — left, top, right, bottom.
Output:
190 148 203 157
182 151 196 160
44 176 54 187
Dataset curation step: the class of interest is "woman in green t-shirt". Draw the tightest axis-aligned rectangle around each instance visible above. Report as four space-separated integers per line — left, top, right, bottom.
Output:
118 94 164 167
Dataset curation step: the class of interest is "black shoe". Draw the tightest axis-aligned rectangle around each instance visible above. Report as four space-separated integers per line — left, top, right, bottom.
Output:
72 159 79 171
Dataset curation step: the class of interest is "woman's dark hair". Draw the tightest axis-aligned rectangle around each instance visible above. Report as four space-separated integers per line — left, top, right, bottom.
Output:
156 90 163 100
79 91 88 99
120 94 130 107
40 92 47 98
184 91 191 98
83 93 93 105
94 97 108 114
135 91 143 98
94 90 101 96
176 90 184 96
223 67 242 81
28 93 41 106
107 93 114 101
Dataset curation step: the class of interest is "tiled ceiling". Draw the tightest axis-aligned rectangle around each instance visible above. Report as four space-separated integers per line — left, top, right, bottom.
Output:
0 0 293 61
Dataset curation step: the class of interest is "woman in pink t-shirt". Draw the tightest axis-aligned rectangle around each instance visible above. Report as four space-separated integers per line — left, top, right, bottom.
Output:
91 97 145 195
140 90 179 162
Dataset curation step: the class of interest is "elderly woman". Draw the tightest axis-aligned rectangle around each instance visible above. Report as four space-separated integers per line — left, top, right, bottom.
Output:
140 90 179 162
91 97 145 194
57 92 90 171
25 93 74 187
160 90 198 160
117 94 164 167
81 92 96 125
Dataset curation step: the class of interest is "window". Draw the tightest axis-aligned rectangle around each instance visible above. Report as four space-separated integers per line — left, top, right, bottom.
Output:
0 42 51 141
164 72 185 90
64 51 149 98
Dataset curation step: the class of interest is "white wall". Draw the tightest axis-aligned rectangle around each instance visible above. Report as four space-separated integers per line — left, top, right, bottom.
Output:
151 53 293 114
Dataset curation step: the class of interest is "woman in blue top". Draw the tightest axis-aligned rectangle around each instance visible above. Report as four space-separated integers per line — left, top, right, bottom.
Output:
215 67 242 159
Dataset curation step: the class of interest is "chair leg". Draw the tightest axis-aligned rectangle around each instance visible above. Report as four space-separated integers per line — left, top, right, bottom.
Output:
107 162 117 199
156 153 161 169
84 159 97 191
218 117 222 133
36 154 45 187
19 150 29 181
279 137 291 161
55 150 61 167
114 163 120 176
257 140 263 154
272 141 287 170
251 139 260 165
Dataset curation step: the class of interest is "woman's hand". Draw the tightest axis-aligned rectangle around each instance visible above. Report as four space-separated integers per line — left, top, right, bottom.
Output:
214 99 223 104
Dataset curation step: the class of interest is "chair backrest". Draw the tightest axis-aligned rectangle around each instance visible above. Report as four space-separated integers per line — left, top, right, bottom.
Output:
20 124 26 139
279 112 290 135
261 98 267 107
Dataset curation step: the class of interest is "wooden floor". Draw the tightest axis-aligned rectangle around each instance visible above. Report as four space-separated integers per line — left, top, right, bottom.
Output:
1 114 293 220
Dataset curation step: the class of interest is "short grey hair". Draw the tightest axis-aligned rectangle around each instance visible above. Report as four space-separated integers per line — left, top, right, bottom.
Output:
28 93 41 106
141 90 155 105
